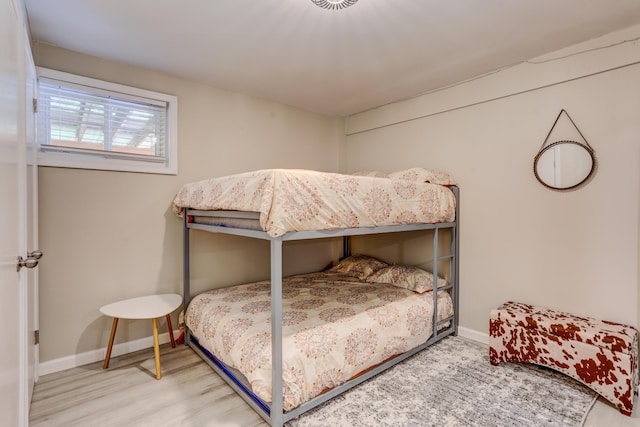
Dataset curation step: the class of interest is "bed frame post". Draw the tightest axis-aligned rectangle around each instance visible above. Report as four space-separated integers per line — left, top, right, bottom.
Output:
432 227 439 339
342 236 350 258
270 238 284 427
452 186 460 333
183 211 191 345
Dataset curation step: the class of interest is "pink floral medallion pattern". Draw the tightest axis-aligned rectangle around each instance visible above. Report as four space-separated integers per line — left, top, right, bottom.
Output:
381 336 408 360
309 368 343 398
185 297 211 331
241 300 271 314
366 304 400 327
310 286 336 298
407 305 430 336
227 182 246 209
189 186 205 206
172 169 456 237
246 282 270 292
336 293 368 305
240 332 271 373
364 188 392 223
276 175 322 223
345 328 378 367
294 325 337 359
185 270 453 410
199 305 231 338
388 167 458 186
393 180 417 199
283 311 308 326
391 169 420 182
346 284 378 294
291 298 326 310
419 187 441 219
283 366 306 410
250 177 270 206
222 318 253 354
320 174 359 196
376 288 407 302
327 210 359 229
395 210 418 224
223 291 258 303
319 307 357 323
327 255 388 280
282 288 302 300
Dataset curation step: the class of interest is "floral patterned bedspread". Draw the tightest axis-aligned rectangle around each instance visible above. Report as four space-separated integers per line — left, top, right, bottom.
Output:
186 271 453 411
172 169 456 237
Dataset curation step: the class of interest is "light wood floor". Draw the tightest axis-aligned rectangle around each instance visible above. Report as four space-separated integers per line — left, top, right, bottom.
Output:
30 343 640 426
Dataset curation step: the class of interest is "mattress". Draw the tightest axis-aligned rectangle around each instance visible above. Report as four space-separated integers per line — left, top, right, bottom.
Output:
172 168 456 237
185 269 454 411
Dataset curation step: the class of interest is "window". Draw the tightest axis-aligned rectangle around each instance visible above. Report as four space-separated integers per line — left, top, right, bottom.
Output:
36 68 178 174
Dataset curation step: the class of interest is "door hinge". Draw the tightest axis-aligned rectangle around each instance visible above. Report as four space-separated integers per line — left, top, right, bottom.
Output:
34 330 39 345
32 98 37 113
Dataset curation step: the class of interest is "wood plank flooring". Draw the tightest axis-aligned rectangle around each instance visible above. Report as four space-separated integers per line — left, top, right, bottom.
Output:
30 344 267 427
30 342 640 426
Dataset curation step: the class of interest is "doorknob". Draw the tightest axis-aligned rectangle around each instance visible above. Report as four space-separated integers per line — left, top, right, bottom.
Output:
17 255 39 272
28 250 43 259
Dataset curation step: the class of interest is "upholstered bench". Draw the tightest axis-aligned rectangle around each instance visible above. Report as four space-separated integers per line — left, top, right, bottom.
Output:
489 301 639 416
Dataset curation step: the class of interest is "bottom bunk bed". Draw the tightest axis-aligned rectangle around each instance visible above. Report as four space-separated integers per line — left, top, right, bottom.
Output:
181 185 459 427
186 262 454 412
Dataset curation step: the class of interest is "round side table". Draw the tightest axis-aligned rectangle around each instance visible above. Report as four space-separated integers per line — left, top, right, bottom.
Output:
100 293 182 379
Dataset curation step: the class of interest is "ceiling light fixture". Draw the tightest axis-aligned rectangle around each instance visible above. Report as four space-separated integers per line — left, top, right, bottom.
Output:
311 0 359 10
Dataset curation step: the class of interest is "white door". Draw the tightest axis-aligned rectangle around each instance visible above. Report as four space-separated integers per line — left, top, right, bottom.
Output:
1 0 37 425
25 42 40 402
0 0 26 425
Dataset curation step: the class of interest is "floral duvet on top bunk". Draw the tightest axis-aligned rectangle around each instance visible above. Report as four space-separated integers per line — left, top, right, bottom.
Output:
172 168 457 237
185 256 454 411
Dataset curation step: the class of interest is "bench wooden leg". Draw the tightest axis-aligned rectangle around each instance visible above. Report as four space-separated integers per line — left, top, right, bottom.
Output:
103 317 118 369
166 314 175 348
152 317 161 379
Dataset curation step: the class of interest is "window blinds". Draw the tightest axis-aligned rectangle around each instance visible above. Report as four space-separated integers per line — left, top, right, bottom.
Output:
37 77 168 163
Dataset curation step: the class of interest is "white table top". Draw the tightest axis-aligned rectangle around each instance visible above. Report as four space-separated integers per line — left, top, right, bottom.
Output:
100 294 182 319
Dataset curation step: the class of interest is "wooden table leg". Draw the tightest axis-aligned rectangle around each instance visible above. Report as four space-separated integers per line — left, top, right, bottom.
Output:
103 317 118 369
166 314 175 348
152 317 161 379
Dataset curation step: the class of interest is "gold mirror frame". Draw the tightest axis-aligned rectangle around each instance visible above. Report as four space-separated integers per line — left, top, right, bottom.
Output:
533 140 596 190
534 110 597 191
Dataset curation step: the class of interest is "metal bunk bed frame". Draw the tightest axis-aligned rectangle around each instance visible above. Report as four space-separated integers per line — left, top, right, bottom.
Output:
183 186 459 427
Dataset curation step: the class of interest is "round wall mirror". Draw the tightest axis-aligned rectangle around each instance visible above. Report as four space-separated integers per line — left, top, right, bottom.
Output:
533 140 595 190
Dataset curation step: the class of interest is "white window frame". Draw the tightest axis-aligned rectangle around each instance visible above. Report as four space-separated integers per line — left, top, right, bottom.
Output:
36 67 178 175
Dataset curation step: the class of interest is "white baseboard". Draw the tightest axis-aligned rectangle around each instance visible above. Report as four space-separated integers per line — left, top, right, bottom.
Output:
38 329 182 376
457 326 489 345
39 326 486 376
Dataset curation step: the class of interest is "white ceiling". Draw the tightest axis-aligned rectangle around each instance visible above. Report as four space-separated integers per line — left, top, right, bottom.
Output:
24 0 640 116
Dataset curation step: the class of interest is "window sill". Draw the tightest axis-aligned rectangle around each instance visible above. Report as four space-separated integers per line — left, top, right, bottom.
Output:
38 151 177 175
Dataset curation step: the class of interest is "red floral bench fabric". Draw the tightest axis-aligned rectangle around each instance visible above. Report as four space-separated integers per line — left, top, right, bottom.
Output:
489 301 639 416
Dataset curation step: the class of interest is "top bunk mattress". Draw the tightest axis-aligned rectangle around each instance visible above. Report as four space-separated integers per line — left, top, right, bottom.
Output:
172 168 457 237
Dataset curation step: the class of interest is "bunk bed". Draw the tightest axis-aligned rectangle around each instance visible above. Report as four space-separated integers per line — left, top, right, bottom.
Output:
173 168 460 427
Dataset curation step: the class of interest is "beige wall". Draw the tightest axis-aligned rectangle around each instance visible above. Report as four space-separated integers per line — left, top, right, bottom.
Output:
34 43 345 362
346 25 640 335
35 22 640 364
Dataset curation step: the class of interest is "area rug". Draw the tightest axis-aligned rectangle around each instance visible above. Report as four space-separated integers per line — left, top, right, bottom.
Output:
286 336 597 427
